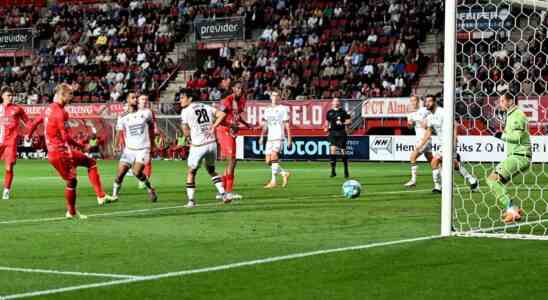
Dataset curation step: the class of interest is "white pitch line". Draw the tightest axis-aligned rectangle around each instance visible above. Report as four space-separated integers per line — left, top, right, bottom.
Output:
0 266 142 280
0 235 442 300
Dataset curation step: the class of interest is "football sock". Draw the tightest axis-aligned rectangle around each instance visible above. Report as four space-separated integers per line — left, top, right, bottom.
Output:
65 187 77 215
112 182 121 197
4 169 13 189
486 176 512 208
432 168 441 186
330 154 337 174
88 165 106 198
225 175 234 192
271 160 280 183
144 162 152 178
411 164 418 182
136 173 153 191
212 176 225 194
186 183 196 201
457 162 473 183
342 155 349 177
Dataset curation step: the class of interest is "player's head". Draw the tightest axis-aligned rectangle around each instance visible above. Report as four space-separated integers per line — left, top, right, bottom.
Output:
179 93 193 109
1 86 14 104
498 93 516 112
332 98 341 109
232 82 242 97
425 95 437 112
54 83 74 106
410 95 420 110
271 91 280 105
126 92 138 109
138 94 149 110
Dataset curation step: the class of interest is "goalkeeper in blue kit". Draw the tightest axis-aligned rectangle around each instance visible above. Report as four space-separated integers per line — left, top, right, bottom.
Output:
487 94 532 224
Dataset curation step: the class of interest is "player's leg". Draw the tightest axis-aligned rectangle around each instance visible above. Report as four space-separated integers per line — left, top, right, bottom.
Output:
186 146 204 207
0 145 14 200
139 156 152 189
205 144 230 203
72 150 114 205
486 156 530 223
453 154 478 191
431 155 442 193
329 143 337 177
133 155 157 202
340 138 349 178
112 162 130 200
405 148 422 188
264 143 275 188
48 153 85 219
217 127 239 197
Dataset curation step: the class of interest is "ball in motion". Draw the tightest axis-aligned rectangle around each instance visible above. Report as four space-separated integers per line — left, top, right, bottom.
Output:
342 180 362 199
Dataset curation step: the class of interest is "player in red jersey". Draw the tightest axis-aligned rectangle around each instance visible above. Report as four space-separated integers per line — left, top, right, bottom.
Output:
216 82 251 199
137 94 156 189
0 87 29 200
28 84 114 218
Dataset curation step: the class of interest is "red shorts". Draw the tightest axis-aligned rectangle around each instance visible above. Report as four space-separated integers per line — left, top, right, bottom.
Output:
0 144 17 165
48 150 93 182
216 126 236 159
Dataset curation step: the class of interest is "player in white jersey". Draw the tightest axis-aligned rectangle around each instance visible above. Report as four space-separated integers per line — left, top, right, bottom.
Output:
416 95 478 193
137 94 156 189
259 91 292 188
112 92 158 202
180 93 231 207
404 96 433 188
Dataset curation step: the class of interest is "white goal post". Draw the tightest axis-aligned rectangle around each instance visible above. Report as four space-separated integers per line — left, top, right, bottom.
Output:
443 0 548 239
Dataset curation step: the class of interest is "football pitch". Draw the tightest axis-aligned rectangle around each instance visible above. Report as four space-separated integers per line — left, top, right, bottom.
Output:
1 160 548 299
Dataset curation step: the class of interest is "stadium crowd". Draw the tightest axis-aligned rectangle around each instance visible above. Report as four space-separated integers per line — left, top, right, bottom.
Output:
182 0 443 101
0 0 187 104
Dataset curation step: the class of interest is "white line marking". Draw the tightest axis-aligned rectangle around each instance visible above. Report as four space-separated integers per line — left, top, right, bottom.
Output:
0 188 433 226
0 266 142 280
0 235 442 300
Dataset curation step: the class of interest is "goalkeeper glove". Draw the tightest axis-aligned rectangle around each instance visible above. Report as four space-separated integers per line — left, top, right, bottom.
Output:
494 132 503 139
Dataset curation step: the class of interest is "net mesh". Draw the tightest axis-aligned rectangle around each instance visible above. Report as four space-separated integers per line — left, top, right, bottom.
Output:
454 0 548 237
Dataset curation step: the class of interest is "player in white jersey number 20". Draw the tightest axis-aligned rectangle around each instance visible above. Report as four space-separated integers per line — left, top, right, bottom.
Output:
112 92 158 202
180 93 231 207
259 91 292 188
404 95 433 188
415 95 479 193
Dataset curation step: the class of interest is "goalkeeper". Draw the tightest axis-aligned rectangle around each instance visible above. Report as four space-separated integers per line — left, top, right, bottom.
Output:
487 94 532 224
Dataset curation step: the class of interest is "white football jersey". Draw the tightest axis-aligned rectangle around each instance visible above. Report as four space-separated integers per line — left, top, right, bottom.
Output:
408 107 430 139
180 103 217 146
116 109 153 150
426 107 445 144
263 105 289 141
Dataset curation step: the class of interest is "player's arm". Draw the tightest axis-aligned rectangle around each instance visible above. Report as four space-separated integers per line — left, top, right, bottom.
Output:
59 118 85 150
259 121 268 145
212 110 227 131
407 114 413 129
238 113 252 128
324 112 332 133
181 123 191 143
284 120 292 149
147 117 155 149
19 107 30 126
26 114 44 137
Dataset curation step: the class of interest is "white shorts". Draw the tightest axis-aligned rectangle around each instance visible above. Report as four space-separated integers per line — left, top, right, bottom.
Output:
265 140 283 155
188 143 217 170
433 144 457 160
120 148 150 167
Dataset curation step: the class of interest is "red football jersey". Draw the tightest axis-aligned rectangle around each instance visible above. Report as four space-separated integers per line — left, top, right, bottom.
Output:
219 94 246 128
32 103 82 152
0 103 28 145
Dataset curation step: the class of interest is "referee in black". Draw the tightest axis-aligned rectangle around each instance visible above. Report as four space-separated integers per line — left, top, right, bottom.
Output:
325 98 352 178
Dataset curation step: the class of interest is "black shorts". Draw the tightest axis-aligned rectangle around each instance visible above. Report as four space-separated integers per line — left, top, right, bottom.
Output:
328 133 347 149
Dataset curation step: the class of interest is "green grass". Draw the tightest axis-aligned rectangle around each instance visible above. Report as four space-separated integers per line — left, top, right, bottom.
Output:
0 160 547 299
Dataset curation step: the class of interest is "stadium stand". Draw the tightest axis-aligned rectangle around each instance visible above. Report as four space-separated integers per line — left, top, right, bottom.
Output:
0 0 187 104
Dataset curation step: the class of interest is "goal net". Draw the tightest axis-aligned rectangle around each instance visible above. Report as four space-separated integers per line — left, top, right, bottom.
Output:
447 0 548 239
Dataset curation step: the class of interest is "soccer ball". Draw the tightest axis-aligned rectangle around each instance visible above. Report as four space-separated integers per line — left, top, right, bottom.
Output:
342 180 362 199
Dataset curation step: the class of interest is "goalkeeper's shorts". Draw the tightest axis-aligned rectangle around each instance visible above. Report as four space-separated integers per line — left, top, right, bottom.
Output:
495 154 531 181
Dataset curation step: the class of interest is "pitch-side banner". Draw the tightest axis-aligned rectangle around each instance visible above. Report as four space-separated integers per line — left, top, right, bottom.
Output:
0 28 33 57
245 100 333 130
195 17 244 41
244 136 370 160
22 103 125 118
369 135 548 162
361 97 412 118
